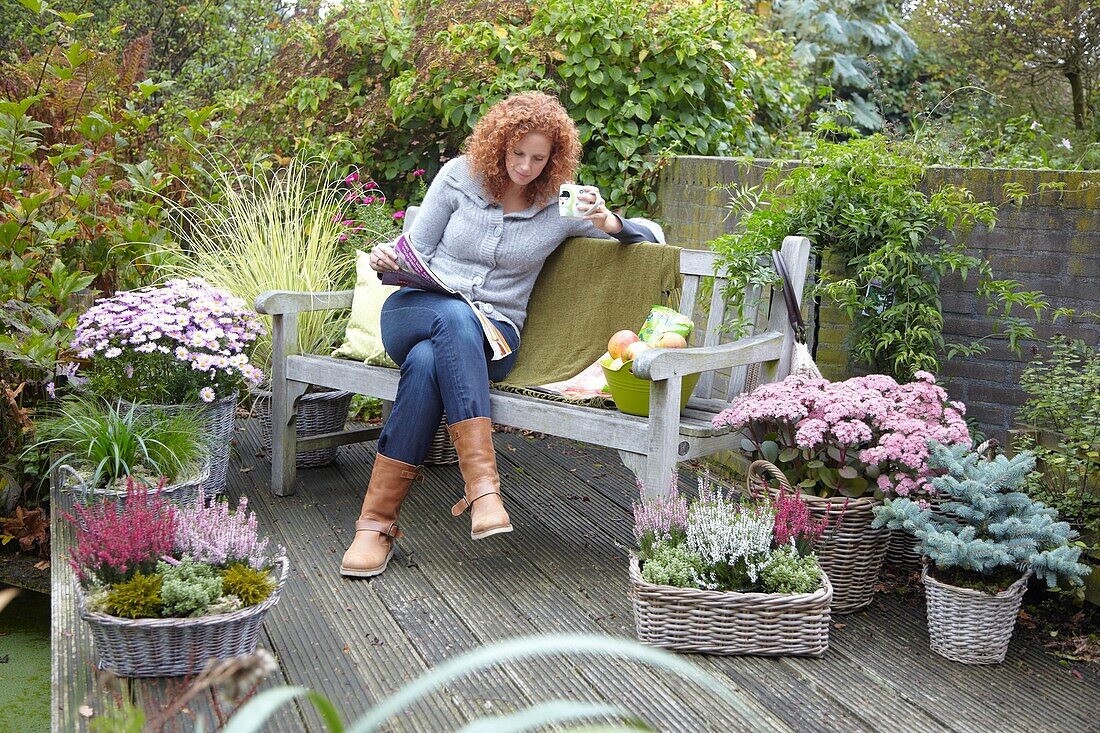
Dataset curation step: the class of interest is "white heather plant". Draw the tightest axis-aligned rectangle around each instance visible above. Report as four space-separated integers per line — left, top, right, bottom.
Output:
633 471 826 595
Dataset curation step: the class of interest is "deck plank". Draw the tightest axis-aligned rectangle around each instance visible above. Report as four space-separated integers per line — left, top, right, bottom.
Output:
51 419 1100 733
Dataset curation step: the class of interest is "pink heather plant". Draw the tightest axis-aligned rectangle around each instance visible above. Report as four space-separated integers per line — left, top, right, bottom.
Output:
714 372 970 499
175 490 276 569
772 491 828 553
71 278 265 404
66 478 178 585
632 480 689 557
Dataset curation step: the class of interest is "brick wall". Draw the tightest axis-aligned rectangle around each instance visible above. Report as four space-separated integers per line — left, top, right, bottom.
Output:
656 156 1100 442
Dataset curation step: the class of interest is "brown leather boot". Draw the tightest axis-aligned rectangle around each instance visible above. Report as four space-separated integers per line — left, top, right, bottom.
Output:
448 416 513 540
340 454 420 578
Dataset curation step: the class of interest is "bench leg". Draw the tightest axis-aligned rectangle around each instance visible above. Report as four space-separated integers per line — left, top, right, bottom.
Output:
619 379 682 500
271 380 308 497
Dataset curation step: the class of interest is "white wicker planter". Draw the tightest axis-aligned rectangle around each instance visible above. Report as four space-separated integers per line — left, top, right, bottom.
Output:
121 392 237 496
629 554 832 657
75 556 289 677
54 462 209 518
922 566 1031 665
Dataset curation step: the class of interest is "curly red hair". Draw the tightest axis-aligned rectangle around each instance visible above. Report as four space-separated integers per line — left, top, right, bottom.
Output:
464 92 581 207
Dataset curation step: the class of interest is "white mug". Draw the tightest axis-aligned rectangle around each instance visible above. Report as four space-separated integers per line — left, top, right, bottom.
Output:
559 184 602 218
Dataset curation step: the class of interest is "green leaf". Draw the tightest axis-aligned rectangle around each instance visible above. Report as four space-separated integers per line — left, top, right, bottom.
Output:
838 466 859 480
760 440 779 463
778 447 800 462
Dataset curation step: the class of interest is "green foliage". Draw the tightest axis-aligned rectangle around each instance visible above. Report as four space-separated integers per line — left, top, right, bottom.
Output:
237 0 810 214
220 561 276 607
639 542 706 588
1014 337 1100 542
768 0 917 130
32 397 206 488
874 441 1091 591
156 157 357 368
159 556 224 617
715 118 1068 380
759 544 821 594
105 569 163 619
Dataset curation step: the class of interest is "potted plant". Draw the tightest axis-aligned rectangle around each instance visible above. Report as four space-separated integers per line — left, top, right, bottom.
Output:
33 397 209 513
630 471 832 657
712 370 971 613
69 278 266 494
66 486 289 677
873 440 1091 664
157 160 400 468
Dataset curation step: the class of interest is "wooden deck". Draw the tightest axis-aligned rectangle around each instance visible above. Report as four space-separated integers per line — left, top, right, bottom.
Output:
53 419 1100 732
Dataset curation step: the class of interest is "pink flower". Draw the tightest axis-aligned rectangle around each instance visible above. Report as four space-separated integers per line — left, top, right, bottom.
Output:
362 195 375 205
365 180 378 190
345 172 359 184
338 234 349 241
393 211 405 220
413 168 426 177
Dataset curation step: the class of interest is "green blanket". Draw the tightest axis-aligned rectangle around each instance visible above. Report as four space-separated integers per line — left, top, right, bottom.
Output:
498 237 682 388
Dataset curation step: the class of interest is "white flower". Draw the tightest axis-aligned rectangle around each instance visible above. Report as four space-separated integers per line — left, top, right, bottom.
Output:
1030 120 1040 131
200 387 216 403
1061 138 1073 151
104 347 122 358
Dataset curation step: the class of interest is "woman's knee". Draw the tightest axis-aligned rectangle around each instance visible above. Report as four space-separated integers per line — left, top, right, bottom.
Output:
400 341 438 384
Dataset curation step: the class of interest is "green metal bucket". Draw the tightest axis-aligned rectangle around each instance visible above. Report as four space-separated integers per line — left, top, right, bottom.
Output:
601 362 701 417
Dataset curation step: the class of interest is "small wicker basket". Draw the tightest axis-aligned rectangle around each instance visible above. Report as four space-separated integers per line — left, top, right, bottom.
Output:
745 460 888 614
122 393 237 496
254 388 354 469
629 554 831 657
922 565 1030 665
76 556 290 677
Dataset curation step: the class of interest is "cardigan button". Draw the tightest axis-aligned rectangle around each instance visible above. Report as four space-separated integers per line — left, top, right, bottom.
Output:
480 302 495 314
472 275 484 286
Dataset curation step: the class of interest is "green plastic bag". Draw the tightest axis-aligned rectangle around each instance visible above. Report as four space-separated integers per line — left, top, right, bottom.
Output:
637 305 694 344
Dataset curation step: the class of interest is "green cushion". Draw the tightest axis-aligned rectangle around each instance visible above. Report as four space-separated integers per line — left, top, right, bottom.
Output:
333 249 398 368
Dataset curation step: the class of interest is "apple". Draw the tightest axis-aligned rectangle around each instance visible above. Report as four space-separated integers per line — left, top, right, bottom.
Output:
622 341 652 362
654 332 688 349
607 329 640 359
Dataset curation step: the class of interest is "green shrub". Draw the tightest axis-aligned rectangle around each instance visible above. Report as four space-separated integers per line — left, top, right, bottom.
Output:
759 544 820 594
106 570 163 619
236 0 809 213
1014 337 1100 543
159 557 224 617
639 542 706 588
33 398 206 489
220 561 275 607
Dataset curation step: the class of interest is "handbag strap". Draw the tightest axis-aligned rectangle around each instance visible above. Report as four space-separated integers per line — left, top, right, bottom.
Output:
772 248 807 345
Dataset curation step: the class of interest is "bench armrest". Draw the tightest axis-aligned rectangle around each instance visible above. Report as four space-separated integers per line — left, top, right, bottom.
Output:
254 290 354 316
631 331 785 381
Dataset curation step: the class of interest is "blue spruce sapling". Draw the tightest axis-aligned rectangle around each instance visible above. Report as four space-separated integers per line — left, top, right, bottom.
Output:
873 440 1090 593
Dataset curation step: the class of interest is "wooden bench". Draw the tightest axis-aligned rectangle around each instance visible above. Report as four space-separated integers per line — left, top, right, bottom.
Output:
254 234 811 499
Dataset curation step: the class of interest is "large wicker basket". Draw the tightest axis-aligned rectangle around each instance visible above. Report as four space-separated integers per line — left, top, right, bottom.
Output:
629 554 831 657
54 462 209 518
425 416 458 465
254 388 354 468
745 460 888 614
885 529 923 570
922 566 1030 665
75 556 289 677
122 393 237 496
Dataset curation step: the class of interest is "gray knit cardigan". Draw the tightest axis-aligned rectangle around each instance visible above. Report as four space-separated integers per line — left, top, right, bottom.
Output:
406 156 655 336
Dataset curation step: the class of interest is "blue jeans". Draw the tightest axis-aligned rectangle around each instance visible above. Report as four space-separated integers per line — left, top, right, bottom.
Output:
376 289 521 465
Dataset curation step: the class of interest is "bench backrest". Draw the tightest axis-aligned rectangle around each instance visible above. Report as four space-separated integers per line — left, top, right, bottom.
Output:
402 207 811 401
677 239 810 402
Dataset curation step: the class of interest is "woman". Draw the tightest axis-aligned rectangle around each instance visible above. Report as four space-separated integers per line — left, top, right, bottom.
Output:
341 91 658 577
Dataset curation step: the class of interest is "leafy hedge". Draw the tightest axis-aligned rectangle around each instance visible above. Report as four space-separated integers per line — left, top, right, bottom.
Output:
232 0 810 213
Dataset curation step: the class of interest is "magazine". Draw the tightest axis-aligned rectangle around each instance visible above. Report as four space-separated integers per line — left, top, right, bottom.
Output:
380 234 513 360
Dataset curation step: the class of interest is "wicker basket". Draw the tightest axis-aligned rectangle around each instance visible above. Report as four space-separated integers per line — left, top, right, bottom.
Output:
424 416 458 465
629 554 831 657
54 463 209 518
745 460 888 614
922 566 1030 665
122 393 237 496
885 529 923 570
254 388 354 468
75 556 289 677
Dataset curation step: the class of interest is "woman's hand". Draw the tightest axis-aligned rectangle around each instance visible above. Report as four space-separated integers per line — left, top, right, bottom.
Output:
579 187 623 234
369 244 401 273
